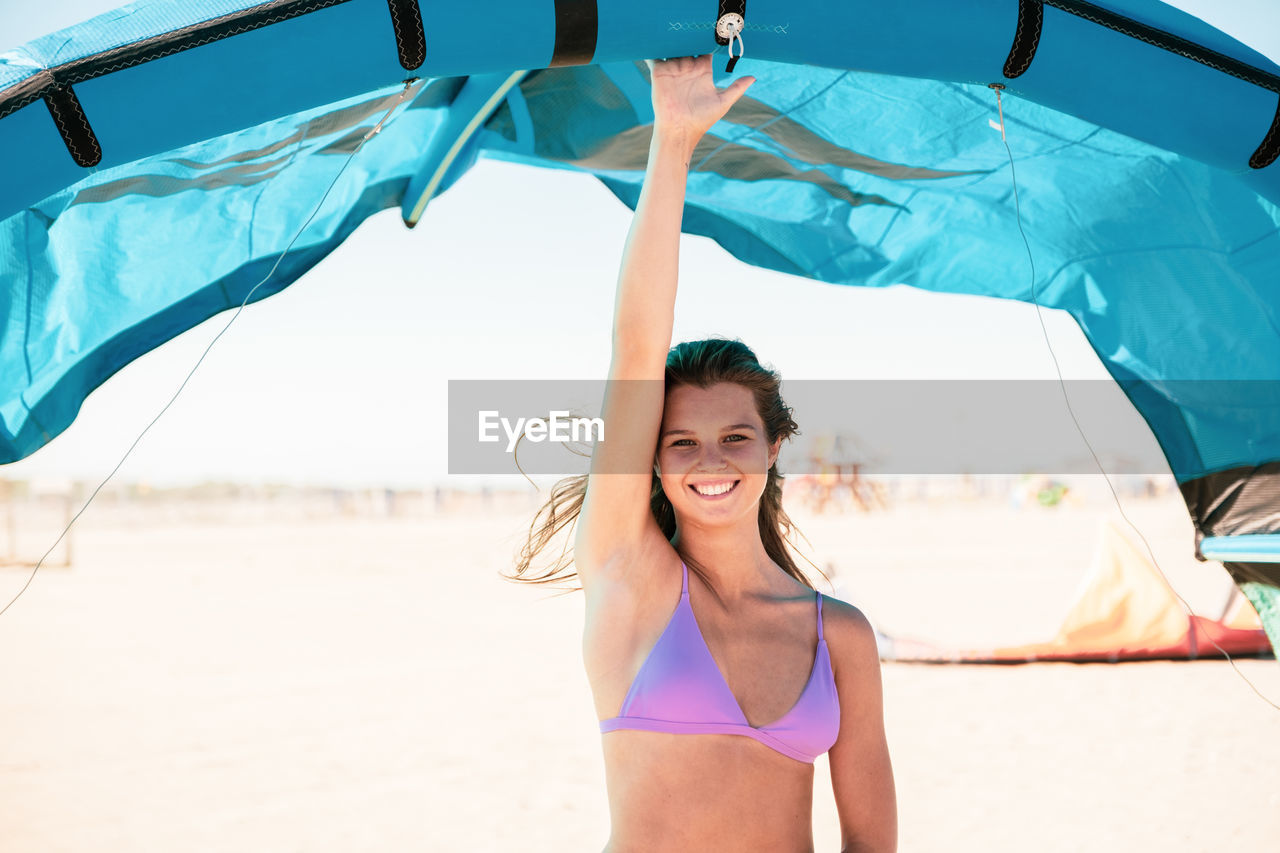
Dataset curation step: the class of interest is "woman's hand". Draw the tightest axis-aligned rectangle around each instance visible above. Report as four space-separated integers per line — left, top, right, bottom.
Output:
648 54 755 148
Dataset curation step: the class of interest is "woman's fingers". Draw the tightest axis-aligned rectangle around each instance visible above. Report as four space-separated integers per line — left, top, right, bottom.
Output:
707 76 755 125
649 54 756 134
650 54 718 74
720 75 756 106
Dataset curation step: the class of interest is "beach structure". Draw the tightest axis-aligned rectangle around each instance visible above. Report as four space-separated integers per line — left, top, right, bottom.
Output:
0 478 75 568
790 432 890 514
2 1 1279 654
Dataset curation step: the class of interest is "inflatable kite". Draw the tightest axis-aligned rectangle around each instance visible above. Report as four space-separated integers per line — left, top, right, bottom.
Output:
2 1 1279 655
878 522 1274 663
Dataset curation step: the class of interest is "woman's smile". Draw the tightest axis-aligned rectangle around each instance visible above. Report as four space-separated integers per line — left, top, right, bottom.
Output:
689 479 741 499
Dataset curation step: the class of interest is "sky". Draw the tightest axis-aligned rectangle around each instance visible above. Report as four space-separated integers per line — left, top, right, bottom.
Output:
1 1 1276 487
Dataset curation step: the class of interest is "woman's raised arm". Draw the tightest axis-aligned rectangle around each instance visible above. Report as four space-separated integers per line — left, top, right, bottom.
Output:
574 56 753 585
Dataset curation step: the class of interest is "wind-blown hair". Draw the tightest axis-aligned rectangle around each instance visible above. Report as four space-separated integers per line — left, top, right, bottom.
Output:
505 338 818 591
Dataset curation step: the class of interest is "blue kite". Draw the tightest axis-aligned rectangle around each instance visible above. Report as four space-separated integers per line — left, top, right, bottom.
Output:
2 0 1279 651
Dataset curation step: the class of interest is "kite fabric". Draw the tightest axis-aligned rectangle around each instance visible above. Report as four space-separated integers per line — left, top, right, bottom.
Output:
2 0 1279 651
878 522 1274 663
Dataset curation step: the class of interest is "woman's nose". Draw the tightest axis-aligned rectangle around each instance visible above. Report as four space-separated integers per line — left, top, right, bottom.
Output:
696 445 728 471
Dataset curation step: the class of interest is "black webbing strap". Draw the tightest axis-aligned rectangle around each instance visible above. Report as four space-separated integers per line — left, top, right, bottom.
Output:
1250 97 1280 169
714 0 746 45
43 84 101 168
1003 0 1280 170
550 0 598 67
1003 0 1043 79
715 1 746 72
385 0 425 70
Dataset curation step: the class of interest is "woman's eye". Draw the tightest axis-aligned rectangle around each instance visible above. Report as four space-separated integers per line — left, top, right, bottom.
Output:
668 435 748 446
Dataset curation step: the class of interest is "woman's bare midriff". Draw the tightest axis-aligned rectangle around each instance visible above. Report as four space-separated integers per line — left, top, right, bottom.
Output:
600 729 816 852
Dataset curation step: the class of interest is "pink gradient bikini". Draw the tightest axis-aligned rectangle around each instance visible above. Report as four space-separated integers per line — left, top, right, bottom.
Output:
599 561 840 764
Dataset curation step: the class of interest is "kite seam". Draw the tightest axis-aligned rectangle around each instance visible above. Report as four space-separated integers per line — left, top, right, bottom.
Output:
64 4 351 86
667 21 787 35
1044 0 1279 93
0 0 354 121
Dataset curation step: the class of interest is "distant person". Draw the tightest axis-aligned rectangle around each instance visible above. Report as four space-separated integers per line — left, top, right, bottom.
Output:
510 56 895 852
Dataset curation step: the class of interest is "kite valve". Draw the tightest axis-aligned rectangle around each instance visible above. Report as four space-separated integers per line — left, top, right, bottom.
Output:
716 13 745 72
988 82 1007 141
363 79 418 141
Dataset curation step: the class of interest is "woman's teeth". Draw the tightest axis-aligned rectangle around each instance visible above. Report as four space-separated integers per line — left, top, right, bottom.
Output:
693 481 737 497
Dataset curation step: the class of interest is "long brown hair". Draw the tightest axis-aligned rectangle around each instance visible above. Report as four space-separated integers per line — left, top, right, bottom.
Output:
505 338 820 591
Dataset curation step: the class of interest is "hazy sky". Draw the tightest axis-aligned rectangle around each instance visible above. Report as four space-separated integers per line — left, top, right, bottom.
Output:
2 1 1276 487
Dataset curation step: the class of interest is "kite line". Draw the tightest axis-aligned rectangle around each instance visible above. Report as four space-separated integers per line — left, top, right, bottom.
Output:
989 83 1280 712
0 78 422 620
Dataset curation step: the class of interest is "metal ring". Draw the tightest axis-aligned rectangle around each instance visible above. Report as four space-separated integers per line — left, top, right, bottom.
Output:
715 12 744 41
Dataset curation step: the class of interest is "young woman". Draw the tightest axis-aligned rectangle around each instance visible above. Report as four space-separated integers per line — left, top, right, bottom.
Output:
515 55 896 852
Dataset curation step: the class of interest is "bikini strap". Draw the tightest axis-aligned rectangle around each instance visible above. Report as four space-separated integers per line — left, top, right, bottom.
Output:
680 561 689 596
816 591 825 642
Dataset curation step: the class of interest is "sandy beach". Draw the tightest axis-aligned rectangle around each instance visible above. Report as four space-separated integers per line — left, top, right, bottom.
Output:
2 483 1277 852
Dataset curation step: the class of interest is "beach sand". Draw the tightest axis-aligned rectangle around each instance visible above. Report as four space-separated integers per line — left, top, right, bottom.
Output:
1 485 1277 851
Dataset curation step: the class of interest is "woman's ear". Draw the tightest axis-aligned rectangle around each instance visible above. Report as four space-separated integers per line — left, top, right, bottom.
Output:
767 436 782 469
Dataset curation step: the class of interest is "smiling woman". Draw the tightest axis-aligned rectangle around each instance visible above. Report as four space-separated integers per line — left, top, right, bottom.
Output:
505 55 896 853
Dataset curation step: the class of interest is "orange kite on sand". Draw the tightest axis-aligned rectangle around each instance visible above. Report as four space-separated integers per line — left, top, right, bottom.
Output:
878 523 1274 664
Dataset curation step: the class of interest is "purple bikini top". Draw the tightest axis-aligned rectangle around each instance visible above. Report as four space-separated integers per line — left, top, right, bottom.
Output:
598 561 840 764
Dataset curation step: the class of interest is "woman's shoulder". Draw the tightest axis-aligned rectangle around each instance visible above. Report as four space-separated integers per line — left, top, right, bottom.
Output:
818 593 882 678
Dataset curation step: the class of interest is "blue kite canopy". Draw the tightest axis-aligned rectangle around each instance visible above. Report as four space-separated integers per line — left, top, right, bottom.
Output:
1 0 1279 651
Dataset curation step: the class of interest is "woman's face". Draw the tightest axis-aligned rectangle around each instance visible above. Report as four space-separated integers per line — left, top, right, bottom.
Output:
656 382 781 526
